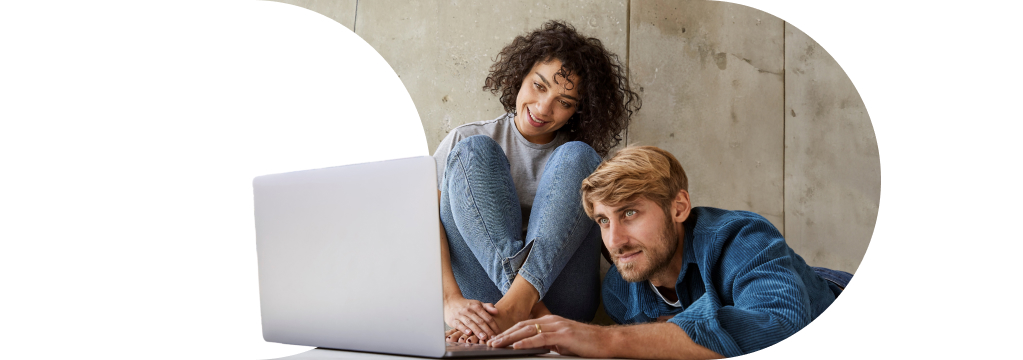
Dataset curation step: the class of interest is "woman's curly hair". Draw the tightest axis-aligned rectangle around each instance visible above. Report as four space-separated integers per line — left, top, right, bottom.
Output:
484 20 641 157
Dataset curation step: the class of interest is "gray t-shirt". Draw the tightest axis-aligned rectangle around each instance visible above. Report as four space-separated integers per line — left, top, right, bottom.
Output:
433 113 569 231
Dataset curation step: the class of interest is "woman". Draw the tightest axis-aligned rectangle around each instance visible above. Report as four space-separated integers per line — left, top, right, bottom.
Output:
434 20 640 344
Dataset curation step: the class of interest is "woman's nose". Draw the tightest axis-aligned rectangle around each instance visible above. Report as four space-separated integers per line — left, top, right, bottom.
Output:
536 95 554 115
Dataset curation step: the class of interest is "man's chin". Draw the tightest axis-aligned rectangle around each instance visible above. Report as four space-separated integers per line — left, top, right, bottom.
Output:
616 263 652 283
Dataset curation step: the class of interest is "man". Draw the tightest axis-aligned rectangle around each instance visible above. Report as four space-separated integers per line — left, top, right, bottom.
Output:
485 146 849 359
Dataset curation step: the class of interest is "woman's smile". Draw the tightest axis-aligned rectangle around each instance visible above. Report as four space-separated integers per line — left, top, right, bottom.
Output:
526 107 549 127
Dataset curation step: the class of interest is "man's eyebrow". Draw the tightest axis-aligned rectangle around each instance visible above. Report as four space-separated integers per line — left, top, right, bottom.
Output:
593 201 639 220
613 201 639 214
535 72 580 102
591 207 612 220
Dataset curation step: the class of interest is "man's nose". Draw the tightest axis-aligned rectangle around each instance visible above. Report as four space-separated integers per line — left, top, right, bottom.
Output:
605 221 628 249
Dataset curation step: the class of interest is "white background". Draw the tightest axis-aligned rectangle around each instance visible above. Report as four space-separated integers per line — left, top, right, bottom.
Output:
1 0 1020 359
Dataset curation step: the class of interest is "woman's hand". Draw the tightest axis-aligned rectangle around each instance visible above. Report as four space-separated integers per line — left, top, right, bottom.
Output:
445 329 484 344
443 296 501 341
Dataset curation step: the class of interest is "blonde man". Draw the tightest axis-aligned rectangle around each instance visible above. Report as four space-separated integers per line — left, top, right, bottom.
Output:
486 146 850 359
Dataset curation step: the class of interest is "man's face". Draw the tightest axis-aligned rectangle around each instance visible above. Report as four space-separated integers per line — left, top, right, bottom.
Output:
592 196 679 282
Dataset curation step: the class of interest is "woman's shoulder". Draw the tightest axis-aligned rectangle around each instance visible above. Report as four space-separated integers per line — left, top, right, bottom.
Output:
448 113 512 137
438 114 515 147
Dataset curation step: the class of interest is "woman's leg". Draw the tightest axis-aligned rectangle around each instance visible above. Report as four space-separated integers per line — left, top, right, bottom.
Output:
519 141 603 322
439 135 523 303
536 224 602 322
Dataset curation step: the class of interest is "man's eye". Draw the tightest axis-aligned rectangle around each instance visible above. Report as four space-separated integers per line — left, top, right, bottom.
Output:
625 210 636 217
598 218 608 224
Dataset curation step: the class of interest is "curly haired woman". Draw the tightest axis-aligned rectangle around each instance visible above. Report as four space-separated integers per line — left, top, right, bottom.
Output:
434 20 640 344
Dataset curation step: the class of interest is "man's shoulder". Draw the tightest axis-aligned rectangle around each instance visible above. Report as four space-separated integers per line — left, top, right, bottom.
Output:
689 207 785 258
691 207 773 232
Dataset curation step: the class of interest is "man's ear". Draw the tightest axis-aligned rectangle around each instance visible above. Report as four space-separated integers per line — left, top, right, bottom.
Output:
672 189 691 223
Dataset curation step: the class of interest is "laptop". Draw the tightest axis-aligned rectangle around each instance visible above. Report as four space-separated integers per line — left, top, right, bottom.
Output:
253 156 548 358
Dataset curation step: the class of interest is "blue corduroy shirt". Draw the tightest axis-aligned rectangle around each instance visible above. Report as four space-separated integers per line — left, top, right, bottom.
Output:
602 207 841 357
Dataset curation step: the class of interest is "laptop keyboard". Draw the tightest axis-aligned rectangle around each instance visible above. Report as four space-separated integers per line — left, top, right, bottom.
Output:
445 341 506 352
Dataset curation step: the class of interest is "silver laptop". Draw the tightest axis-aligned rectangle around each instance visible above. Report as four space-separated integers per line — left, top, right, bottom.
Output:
253 156 548 358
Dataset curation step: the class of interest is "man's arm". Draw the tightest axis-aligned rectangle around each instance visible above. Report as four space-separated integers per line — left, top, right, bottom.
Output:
659 214 820 357
487 315 723 360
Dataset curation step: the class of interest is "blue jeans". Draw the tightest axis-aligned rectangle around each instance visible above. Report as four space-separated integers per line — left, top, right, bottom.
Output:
439 135 602 322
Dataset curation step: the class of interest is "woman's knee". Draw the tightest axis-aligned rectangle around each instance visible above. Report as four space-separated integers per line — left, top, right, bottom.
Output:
549 141 602 172
447 135 506 168
450 135 501 157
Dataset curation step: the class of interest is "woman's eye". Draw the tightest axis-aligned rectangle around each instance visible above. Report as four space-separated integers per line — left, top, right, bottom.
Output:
625 210 636 217
560 100 572 108
534 82 545 91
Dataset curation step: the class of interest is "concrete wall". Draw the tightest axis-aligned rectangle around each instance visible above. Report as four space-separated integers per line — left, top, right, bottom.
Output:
629 0 786 233
784 24 879 273
351 0 628 155
269 0 879 275
271 0 356 31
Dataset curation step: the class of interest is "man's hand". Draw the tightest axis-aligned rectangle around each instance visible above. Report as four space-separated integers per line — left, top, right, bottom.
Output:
443 296 500 341
485 315 610 358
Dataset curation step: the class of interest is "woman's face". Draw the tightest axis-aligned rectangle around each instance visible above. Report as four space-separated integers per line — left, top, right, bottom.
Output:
513 59 581 144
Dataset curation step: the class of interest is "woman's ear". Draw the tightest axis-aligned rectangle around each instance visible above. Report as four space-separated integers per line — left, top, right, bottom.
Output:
672 189 691 223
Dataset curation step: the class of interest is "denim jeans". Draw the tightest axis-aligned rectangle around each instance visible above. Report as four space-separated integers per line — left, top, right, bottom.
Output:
439 135 602 322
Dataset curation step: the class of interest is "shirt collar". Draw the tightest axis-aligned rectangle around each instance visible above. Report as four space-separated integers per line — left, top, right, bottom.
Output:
642 212 700 314
678 211 699 282
507 112 566 150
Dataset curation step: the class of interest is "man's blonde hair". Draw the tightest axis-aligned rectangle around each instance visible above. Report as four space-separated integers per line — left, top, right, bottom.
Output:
580 146 688 218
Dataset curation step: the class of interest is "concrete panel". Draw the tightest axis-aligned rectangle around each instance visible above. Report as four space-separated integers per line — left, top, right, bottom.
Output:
784 24 879 273
354 1 629 155
628 0 786 230
269 0 357 31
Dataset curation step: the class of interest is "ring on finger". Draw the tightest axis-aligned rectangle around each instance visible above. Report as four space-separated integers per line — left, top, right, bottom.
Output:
535 323 542 334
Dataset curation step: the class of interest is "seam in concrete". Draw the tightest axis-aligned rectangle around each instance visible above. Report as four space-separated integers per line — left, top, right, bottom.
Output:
353 0 358 32
624 0 631 146
782 21 787 237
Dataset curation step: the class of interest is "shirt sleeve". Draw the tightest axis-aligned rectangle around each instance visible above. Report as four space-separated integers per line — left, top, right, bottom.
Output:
432 130 463 191
667 215 813 357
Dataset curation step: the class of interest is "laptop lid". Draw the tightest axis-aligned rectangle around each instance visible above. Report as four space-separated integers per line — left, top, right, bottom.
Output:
254 156 445 358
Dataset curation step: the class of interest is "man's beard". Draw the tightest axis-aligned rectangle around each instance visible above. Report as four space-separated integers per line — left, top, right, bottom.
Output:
612 215 679 282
